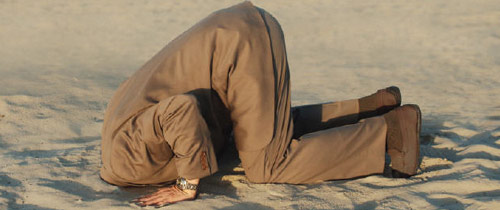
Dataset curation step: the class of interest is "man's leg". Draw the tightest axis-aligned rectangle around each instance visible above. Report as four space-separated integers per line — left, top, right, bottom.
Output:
240 6 388 184
291 99 359 139
202 2 293 182
269 117 387 184
292 87 401 138
210 4 395 183
231 6 294 182
268 102 420 184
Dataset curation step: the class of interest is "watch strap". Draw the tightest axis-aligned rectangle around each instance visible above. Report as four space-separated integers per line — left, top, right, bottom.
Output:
176 177 198 191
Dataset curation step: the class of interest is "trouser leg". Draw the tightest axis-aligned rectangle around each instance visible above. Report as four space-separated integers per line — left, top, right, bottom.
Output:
217 4 387 183
292 99 359 138
199 3 293 182
242 6 386 183
235 7 294 182
270 116 387 184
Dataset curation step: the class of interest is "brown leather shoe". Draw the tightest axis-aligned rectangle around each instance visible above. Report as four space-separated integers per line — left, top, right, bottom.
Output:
383 104 421 178
359 86 401 119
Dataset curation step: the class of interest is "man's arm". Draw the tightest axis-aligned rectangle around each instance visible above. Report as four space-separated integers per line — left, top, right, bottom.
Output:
132 94 216 207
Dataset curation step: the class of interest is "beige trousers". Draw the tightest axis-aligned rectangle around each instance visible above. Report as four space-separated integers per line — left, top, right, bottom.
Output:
262 101 387 184
234 6 387 184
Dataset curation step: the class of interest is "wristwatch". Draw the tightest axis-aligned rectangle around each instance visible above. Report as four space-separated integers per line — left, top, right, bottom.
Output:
176 177 198 191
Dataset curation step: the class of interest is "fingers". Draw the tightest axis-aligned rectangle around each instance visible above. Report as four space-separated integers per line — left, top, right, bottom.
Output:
152 200 170 208
135 188 172 206
133 185 197 207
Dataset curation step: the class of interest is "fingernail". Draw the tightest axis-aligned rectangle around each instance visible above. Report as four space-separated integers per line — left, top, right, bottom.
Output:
134 201 145 207
155 204 167 208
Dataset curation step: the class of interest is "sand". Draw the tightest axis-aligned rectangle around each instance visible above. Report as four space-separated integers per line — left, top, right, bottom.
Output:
1 0 499 209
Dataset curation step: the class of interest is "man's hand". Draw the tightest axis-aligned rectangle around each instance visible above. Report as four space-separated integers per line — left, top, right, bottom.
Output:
133 179 199 207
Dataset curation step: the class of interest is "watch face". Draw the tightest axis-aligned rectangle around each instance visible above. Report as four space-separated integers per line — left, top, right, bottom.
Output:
176 177 197 190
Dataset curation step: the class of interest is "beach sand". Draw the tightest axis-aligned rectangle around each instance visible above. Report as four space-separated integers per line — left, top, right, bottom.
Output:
1 0 499 209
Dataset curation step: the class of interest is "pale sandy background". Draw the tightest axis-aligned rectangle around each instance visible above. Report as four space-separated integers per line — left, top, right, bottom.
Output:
1 0 499 209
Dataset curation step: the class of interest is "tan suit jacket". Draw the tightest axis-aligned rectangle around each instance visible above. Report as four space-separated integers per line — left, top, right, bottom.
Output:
101 2 276 185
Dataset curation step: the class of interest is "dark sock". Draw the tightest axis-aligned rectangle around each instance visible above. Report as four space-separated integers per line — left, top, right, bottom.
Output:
358 93 380 119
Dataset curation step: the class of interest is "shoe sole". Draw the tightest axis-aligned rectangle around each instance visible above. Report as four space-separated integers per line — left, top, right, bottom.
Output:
391 104 421 178
407 104 421 175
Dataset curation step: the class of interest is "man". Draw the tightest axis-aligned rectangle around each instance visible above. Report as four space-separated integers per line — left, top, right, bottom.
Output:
100 2 421 207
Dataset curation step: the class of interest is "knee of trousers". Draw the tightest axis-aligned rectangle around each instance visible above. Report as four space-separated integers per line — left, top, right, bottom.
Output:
238 151 272 184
